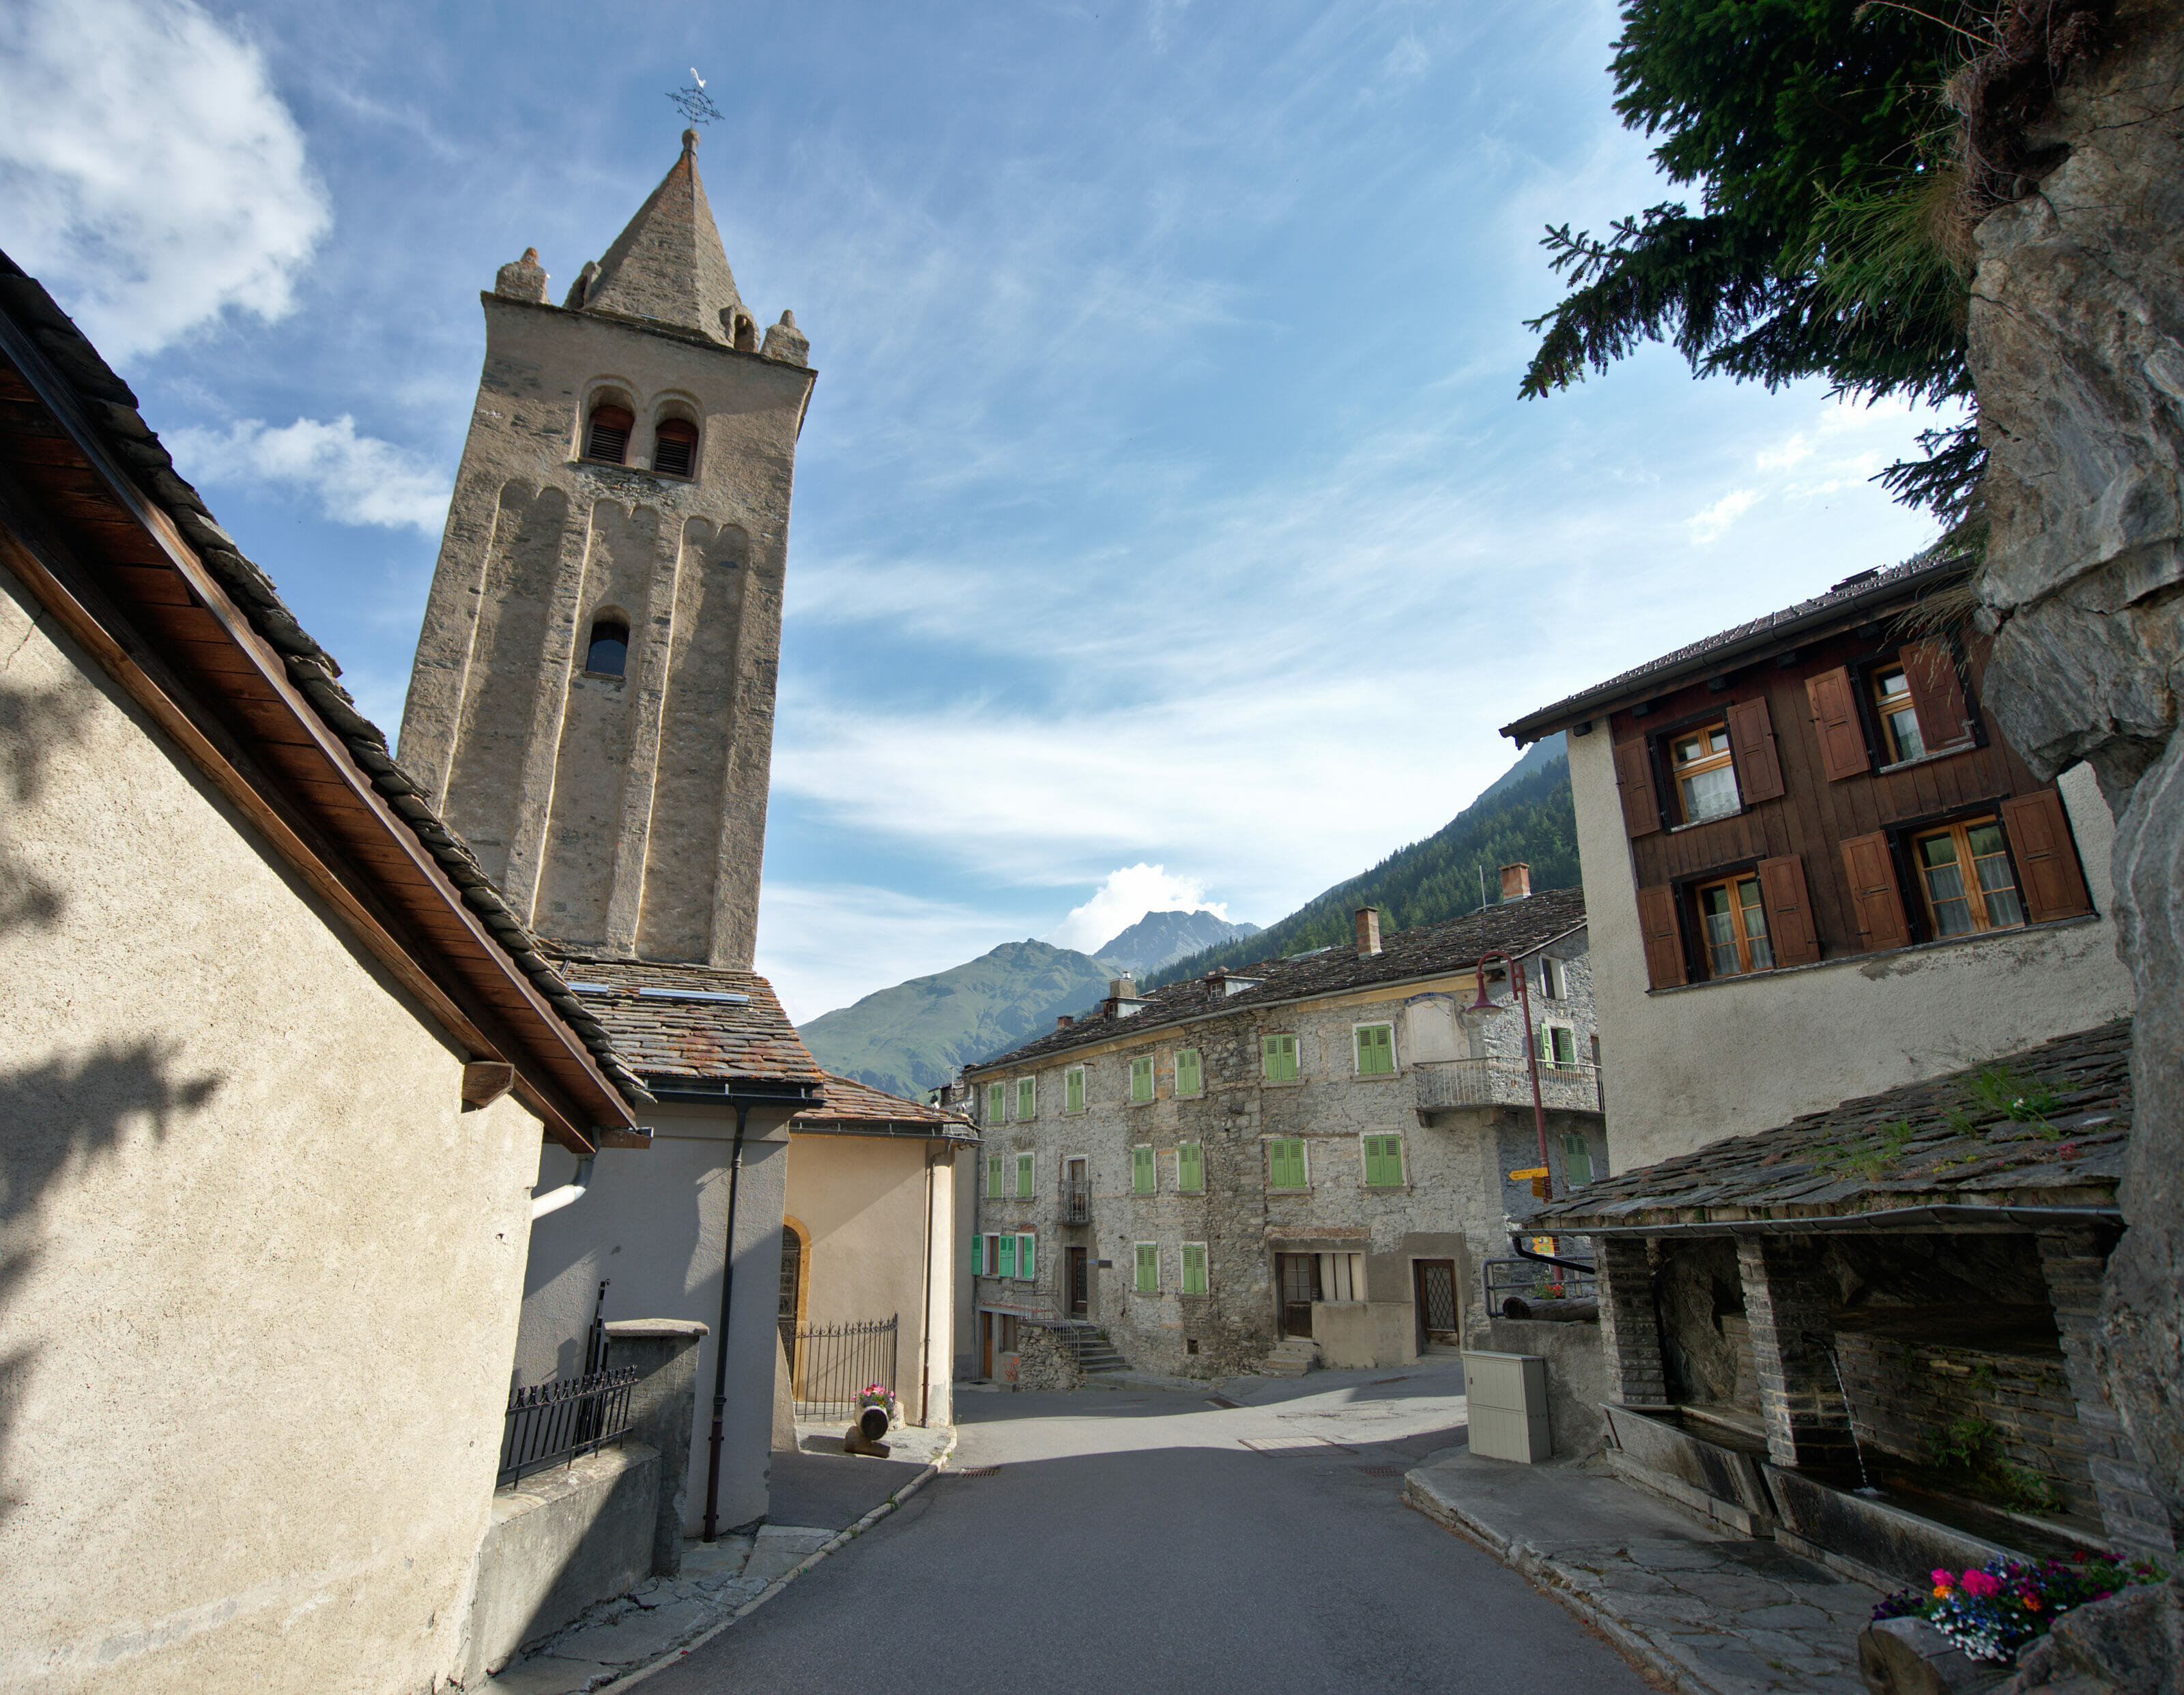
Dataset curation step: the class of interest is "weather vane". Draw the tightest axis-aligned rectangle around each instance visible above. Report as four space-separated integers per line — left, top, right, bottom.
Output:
668 69 724 126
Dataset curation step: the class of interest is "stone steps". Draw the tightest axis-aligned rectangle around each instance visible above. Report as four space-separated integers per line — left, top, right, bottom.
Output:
1260 1337 1321 1378
1048 1322 1125 1374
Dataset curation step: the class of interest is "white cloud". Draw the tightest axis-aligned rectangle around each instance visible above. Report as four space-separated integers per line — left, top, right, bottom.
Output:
755 883 1021 1025
0 0 329 360
1044 864 1229 955
166 416 450 532
1686 488 1758 544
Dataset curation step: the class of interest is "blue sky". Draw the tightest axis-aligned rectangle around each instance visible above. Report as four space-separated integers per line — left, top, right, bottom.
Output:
3 0 1953 1022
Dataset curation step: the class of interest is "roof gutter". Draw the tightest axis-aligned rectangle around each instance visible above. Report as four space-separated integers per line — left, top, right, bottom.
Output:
1543 1202 2123 1239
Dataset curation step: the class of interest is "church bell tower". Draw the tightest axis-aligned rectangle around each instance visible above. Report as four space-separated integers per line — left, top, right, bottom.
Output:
399 130 813 970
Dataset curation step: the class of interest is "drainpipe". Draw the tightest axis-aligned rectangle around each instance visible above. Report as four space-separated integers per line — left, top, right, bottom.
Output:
530 1153 597 1220
918 1142 938 1425
700 1103 750 1541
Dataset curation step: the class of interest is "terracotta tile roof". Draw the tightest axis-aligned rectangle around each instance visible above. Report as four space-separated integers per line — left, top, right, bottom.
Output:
968 886 1586 1075
1538 1021 2131 1234
793 1074 977 1142
550 954 823 1088
1502 555 1973 746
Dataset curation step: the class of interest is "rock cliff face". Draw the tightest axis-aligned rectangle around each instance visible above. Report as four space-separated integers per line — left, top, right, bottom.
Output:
1968 0 2184 1537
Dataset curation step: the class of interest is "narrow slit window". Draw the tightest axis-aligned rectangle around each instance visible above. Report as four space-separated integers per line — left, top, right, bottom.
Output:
584 404 633 464
584 618 629 677
653 418 699 478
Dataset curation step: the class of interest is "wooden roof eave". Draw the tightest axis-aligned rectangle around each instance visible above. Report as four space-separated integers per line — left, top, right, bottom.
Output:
0 321 632 1154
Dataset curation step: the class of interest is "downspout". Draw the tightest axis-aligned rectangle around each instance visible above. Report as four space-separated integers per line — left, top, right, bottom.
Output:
701 1103 750 1541
919 1142 938 1425
530 1153 596 1220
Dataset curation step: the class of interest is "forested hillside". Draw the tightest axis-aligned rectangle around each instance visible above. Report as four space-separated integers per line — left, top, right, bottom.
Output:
1145 744 1577 988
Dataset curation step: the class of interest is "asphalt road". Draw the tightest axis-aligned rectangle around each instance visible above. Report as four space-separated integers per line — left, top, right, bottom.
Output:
642 1361 1651 1695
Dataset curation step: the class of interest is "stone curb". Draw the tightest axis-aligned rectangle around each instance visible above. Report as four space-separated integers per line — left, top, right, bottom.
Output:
1402 1471 1718 1695
594 1428 960 1693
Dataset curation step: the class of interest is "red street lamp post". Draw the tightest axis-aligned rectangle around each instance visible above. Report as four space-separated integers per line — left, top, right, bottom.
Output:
1467 949 1553 1202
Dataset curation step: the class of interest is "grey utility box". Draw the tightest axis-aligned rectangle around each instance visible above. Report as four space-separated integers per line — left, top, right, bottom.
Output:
1463 1350 1551 1463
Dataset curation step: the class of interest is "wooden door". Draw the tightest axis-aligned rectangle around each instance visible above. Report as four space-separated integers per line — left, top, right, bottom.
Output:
979 1311 993 1379
1278 1253 1321 1338
1067 1246 1089 1316
1414 1259 1459 1350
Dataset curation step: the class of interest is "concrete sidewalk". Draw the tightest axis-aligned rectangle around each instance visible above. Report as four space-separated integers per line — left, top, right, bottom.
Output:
480 1423 955 1694
1405 1449 1878 1695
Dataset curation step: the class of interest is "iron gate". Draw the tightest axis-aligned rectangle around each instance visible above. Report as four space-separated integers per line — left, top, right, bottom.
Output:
787 1316 899 1419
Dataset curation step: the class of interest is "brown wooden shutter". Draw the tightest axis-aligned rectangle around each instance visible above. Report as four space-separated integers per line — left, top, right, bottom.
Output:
1902 641 1974 751
1756 855 1822 966
1636 884 1686 988
1614 738 1662 838
1806 667 1871 781
2000 789 2094 922
1726 697 1785 802
1841 830 1911 951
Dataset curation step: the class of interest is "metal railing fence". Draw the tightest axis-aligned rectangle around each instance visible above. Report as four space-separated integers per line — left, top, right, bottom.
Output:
788 1316 899 1419
1482 1256 1600 1309
498 1365 639 1488
1060 1176 1091 1223
1413 1056 1604 1115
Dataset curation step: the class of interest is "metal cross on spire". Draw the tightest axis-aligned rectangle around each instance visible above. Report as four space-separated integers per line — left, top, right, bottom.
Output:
668 69 724 126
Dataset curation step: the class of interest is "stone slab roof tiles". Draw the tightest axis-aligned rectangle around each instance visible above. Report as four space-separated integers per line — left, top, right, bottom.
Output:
553 955 823 1088
971 884 1587 1075
793 1074 978 1142
1538 1020 2132 1234
579 130 745 344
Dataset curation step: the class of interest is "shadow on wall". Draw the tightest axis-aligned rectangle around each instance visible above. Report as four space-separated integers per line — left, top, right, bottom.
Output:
0 1044 225 1525
0 680 95 936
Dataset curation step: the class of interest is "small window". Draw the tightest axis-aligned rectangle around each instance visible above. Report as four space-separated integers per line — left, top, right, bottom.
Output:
584 403 633 464
1669 723 1740 823
1562 1131 1594 1187
1268 1138 1308 1191
652 418 699 479
1538 956 1564 999
1873 666 1926 764
984 1082 1005 1125
1016 1233 1036 1283
1696 873 1774 977
1129 1056 1154 1104
981 1232 1001 1275
1353 1023 1395 1077
1177 1142 1204 1192
1262 1033 1299 1082
584 618 629 678
1362 1134 1405 1187
1916 816 2026 937
1014 1152 1034 1199
983 1153 1004 1199
1538 1024 1579 1069
1175 1047 1203 1097
1181 1243 1209 1296
1016 1076 1036 1120
1131 1145 1155 1195
1134 1243 1158 1294
1063 1066 1085 1112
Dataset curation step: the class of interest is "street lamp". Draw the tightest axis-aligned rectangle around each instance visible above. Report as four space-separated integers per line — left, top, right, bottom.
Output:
1466 949 1553 1202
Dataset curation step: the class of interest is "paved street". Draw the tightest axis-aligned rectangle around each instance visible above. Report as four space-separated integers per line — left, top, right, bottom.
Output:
641 1361 1651 1695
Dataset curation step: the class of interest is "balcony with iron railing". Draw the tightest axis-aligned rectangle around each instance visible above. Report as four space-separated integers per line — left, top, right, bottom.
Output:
1060 1176 1091 1224
1413 1056 1603 1116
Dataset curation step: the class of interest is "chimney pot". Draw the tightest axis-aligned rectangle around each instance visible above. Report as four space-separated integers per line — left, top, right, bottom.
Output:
1056 1015 1074 1029
1355 907 1382 957
1499 863 1532 903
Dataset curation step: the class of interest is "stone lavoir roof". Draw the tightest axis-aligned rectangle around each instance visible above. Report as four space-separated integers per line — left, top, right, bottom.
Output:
793 1074 978 1142
1538 1021 2131 1235
554 955 824 1090
1501 554 1972 747
971 884 1587 1076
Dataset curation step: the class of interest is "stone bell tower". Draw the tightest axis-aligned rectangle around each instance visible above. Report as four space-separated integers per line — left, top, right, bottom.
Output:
399 130 814 969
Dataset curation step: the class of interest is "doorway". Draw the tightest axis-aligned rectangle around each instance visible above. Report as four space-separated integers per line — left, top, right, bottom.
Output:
979 1311 994 1380
1067 1246 1089 1317
1277 1253 1322 1338
1414 1259 1459 1352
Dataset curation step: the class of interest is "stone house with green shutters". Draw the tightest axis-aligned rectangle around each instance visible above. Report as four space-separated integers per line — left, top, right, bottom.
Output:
958 875 1603 1380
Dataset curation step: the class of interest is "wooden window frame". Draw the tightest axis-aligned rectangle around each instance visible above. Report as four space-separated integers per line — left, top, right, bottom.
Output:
1353 1021 1396 1077
982 1232 1001 1278
1910 813 2029 940
651 416 700 480
1870 662 1927 765
1063 1064 1086 1114
582 403 633 465
1538 1022 1581 1069
1665 717 1742 827
1691 869 1777 979
1128 1054 1155 1105
1174 1047 1203 1098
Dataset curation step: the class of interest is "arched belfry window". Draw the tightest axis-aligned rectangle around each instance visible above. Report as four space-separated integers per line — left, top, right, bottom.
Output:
584 616 629 678
653 418 699 479
584 404 633 465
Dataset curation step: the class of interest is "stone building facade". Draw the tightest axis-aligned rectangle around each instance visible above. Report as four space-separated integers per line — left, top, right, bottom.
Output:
960 883 1601 1380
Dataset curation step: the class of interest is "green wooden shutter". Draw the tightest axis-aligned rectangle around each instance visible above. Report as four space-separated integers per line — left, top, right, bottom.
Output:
1178 1142 1203 1191
984 1153 1001 1198
986 1082 1005 1123
971 1234 983 1275
1356 1024 1394 1075
1066 1067 1084 1112
1182 1243 1208 1296
1016 1152 1034 1198
1018 1234 1036 1281
1130 1056 1153 1103
1132 1145 1155 1193
998 1234 1016 1278
1175 1048 1201 1096
1270 1139 1306 1189
1017 1076 1035 1119
1134 1243 1158 1292
1364 1135 1403 1186
1563 1131 1594 1187
1263 1034 1298 1082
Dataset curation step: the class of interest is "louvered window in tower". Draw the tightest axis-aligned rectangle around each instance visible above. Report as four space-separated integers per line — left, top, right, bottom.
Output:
653 419 698 478
584 405 633 464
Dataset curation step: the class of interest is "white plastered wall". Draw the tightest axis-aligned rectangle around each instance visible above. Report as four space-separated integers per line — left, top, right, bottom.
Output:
1566 725 2135 1172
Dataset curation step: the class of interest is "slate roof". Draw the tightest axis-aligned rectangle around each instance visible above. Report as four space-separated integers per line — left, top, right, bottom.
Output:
969 886 1587 1075
793 1074 978 1142
578 130 746 344
553 955 823 1088
1537 1022 2131 1234
1501 555 1974 747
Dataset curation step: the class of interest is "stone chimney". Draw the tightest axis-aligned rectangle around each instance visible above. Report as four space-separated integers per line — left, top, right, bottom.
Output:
1500 863 1532 903
1355 907 1382 957
1056 1014 1074 1029
1109 976 1136 999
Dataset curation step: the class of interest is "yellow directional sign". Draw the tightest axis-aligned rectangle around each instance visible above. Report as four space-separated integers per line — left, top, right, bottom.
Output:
1508 1167 1547 1180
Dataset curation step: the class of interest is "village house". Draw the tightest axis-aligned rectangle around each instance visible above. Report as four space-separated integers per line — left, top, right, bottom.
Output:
959 878 1600 1381
1501 556 2131 1176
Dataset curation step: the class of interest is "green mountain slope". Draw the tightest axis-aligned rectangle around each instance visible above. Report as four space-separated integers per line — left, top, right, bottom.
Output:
798 940 1121 1098
1145 738 1577 989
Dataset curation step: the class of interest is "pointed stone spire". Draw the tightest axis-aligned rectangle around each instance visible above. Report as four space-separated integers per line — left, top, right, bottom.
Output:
580 130 748 344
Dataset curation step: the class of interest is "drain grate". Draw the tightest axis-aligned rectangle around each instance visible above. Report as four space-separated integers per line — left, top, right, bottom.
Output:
951 1466 1001 1477
1353 1465 1405 1477
1241 1436 1354 1455
1205 1395 1240 1409
1370 1376 1410 1385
